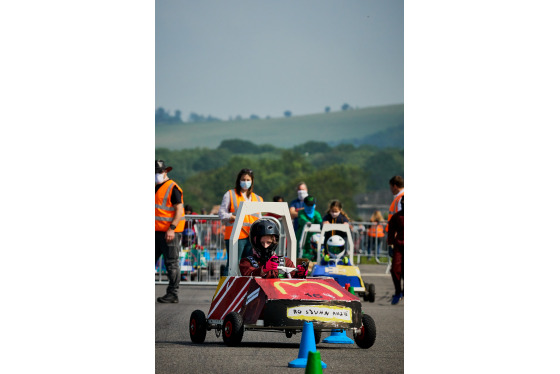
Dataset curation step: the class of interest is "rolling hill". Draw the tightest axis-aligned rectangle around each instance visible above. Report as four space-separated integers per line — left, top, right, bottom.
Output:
155 103 403 150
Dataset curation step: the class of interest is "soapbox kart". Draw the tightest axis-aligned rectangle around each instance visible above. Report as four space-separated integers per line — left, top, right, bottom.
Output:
298 222 322 267
189 201 376 349
310 223 376 303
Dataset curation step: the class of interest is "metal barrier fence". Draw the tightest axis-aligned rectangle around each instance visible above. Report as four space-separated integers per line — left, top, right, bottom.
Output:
156 216 391 285
156 215 226 285
348 221 391 265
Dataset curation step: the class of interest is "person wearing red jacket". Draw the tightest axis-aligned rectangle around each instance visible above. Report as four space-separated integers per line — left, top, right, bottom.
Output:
387 195 404 305
240 218 308 279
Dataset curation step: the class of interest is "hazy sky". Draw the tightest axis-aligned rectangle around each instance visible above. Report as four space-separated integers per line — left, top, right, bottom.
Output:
156 0 403 120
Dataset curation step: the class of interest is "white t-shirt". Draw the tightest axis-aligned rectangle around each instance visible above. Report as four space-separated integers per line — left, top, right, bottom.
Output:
218 190 261 222
393 189 404 212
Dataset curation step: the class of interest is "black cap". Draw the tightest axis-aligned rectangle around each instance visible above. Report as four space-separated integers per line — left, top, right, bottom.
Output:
304 196 316 206
155 160 172 173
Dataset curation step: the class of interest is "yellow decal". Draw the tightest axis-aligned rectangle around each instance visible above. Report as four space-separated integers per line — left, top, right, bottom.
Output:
273 281 343 297
212 276 228 300
287 305 352 322
324 266 360 276
323 266 364 288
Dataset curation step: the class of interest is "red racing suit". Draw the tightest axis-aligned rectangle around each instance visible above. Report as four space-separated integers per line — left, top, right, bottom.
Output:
239 255 305 279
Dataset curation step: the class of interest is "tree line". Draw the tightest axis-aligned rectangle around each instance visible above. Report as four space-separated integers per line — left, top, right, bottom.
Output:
155 103 356 125
155 139 403 220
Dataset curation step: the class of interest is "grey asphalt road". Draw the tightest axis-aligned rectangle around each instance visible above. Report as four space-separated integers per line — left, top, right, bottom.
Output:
155 264 403 374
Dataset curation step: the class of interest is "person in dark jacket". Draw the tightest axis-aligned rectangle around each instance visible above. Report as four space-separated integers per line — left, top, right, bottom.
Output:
322 199 351 243
387 195 404 305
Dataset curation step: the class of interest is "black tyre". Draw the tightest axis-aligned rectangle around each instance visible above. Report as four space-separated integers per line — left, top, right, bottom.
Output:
222 312 244 346
362 283 369 302
314 329 322 345
354 314 376 349
367 283 376 303
189 310 207 344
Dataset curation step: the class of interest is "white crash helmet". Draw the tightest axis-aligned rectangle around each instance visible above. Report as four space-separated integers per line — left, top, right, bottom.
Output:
326 235 346 259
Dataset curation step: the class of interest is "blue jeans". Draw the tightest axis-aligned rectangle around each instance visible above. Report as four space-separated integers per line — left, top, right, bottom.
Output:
367 237 384 258
223 238 253 276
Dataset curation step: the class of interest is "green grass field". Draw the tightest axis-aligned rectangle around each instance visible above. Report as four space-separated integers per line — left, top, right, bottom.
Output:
155 103 403 150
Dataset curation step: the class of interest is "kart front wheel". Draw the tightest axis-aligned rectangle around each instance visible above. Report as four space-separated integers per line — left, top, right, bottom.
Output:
362 283 370 302
354 313 376 349
189 310 207 344
223 312 244 346
367 283 375 303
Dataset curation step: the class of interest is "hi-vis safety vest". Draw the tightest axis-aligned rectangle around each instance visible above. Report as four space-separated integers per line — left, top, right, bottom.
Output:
386 191 404 232
368 223 385 238
224 189 263 240
155 180 186 232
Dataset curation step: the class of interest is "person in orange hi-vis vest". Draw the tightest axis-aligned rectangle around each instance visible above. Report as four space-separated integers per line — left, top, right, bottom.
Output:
367 210 386 260
155 160 185 303
386 175 404 232
218 168 263 276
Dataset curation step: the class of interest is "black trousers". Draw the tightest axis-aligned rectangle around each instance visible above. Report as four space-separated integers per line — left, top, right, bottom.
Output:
155 231 182 296
390 247 404 295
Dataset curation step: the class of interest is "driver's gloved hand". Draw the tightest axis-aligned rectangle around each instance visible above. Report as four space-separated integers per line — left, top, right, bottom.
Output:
296 264 308 278
263 256 279 272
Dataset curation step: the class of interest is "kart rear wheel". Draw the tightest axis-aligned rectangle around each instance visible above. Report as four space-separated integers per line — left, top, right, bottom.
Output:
222 312 244 346
367 283 375 303
189 310 207 344
314 329 322 345
354 313 376 349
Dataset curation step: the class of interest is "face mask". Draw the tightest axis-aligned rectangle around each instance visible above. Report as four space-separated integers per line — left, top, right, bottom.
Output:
155 173 165 184
297 190 308 201
304 204 315 217
331 211 340 218
240 180 252 190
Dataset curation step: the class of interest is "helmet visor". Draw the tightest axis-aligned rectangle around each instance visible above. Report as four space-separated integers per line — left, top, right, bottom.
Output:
327 244 345 257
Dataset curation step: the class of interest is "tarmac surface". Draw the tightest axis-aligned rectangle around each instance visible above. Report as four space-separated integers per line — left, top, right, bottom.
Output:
155 263 403 373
